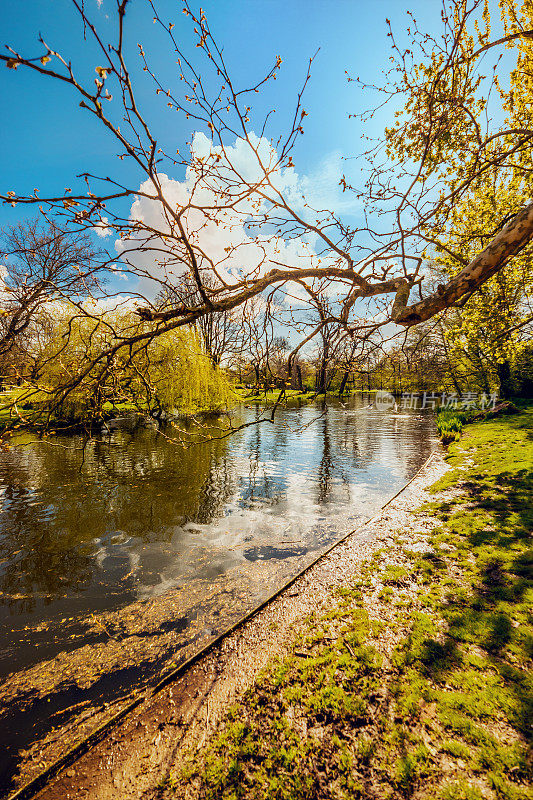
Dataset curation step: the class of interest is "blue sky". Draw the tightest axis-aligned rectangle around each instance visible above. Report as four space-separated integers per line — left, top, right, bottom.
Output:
1 0 441 230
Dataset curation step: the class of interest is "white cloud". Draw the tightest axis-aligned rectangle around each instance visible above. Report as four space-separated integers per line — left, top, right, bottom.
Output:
299 151 361 216
81 295 139 315
109 263 130 282
94 216 112 238
117 132 350 301
0 262 10 302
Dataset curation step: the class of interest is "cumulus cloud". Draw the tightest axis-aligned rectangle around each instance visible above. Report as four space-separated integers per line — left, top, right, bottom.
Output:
94 217 112 238
81 294 139 315
116 132 354 301
0 263 10 303
299 151 361 216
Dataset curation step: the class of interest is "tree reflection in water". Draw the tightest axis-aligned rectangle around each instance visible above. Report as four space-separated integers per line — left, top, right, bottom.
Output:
0 397 436 670
0 420 235 616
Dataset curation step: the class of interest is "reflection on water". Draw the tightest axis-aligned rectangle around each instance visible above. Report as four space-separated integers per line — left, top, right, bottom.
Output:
0 396 435 677
0 396 438 792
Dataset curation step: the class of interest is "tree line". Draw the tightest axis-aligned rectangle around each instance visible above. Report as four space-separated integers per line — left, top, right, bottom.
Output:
1 0 532 427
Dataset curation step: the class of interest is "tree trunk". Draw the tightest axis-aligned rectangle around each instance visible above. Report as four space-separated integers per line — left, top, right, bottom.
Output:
339 370 350 396
315 361 328 394
253 363 260 390
497 360 513 399
394 201 533 326
296 364 303 392
291 362 304 391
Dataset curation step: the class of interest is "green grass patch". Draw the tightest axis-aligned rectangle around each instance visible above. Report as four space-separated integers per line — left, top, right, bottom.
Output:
234 388 317 406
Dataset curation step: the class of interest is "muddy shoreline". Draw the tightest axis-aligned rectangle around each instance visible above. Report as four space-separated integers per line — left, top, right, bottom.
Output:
0 525 366 794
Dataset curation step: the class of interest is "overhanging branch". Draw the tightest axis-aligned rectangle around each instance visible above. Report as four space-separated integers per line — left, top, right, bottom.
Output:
394 201 533 326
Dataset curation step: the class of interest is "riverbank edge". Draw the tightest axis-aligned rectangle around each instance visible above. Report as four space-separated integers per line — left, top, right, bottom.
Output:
0 396 229 436
30 445 448 800
172 410 532 800
0 386 317 436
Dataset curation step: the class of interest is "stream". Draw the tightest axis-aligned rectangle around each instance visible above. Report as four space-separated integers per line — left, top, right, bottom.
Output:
0 395 437 794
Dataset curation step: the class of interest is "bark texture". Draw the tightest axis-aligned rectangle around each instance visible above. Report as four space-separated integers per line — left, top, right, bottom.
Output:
393 201 533 326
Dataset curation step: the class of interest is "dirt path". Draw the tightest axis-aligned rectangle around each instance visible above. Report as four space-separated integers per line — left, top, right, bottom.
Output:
31 449 448 800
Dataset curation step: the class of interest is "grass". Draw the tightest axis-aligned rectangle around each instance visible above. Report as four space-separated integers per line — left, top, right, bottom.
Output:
435 407 482 444
0 388 145 432
0 388 228 432
234 387 317 406
0 387 51 430
167 405 533 800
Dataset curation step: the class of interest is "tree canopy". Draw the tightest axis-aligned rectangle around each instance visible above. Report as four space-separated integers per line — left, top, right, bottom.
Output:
1 0 533 425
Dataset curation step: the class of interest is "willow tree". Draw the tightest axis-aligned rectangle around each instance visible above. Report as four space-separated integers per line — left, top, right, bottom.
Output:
128 325 231 416
30 305 231 426
1 0 533 427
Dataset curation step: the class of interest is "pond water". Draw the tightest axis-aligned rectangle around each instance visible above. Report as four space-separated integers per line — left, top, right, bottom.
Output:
0 395 437 792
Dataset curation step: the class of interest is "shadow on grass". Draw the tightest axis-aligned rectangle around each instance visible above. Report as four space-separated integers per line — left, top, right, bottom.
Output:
416 412 533 740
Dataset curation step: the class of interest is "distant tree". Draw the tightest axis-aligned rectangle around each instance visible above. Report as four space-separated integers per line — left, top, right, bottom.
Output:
335 337 372 396
158 272 242 367
512 341 533 397
289 352 306 392
2 1 533 427
265 337 290 384
238 297 276 390
0 219 101 379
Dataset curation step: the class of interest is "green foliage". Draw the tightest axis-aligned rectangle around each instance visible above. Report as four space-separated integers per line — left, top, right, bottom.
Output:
431 183 533 395
382 564 409 585
137 324 230 416
439 781 484 800
235 388 316 407
394 744 432 790
441 739 471 760
436 407 479 443
33 304 230 423
423 12 533 394
512 341 533 397
382 0 533 397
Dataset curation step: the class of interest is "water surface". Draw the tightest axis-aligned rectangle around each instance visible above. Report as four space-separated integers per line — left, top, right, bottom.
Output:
0 395 437 792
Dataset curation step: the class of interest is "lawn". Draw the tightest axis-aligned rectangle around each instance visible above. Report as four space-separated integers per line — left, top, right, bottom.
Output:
234 388 318 406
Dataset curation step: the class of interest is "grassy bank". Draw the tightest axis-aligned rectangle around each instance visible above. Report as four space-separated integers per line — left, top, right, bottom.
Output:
172 409 533 799
0 390 229 433
235 388 317 406
0 386 316 432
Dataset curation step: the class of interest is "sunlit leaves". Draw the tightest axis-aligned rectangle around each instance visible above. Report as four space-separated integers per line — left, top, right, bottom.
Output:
35 306 231 422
